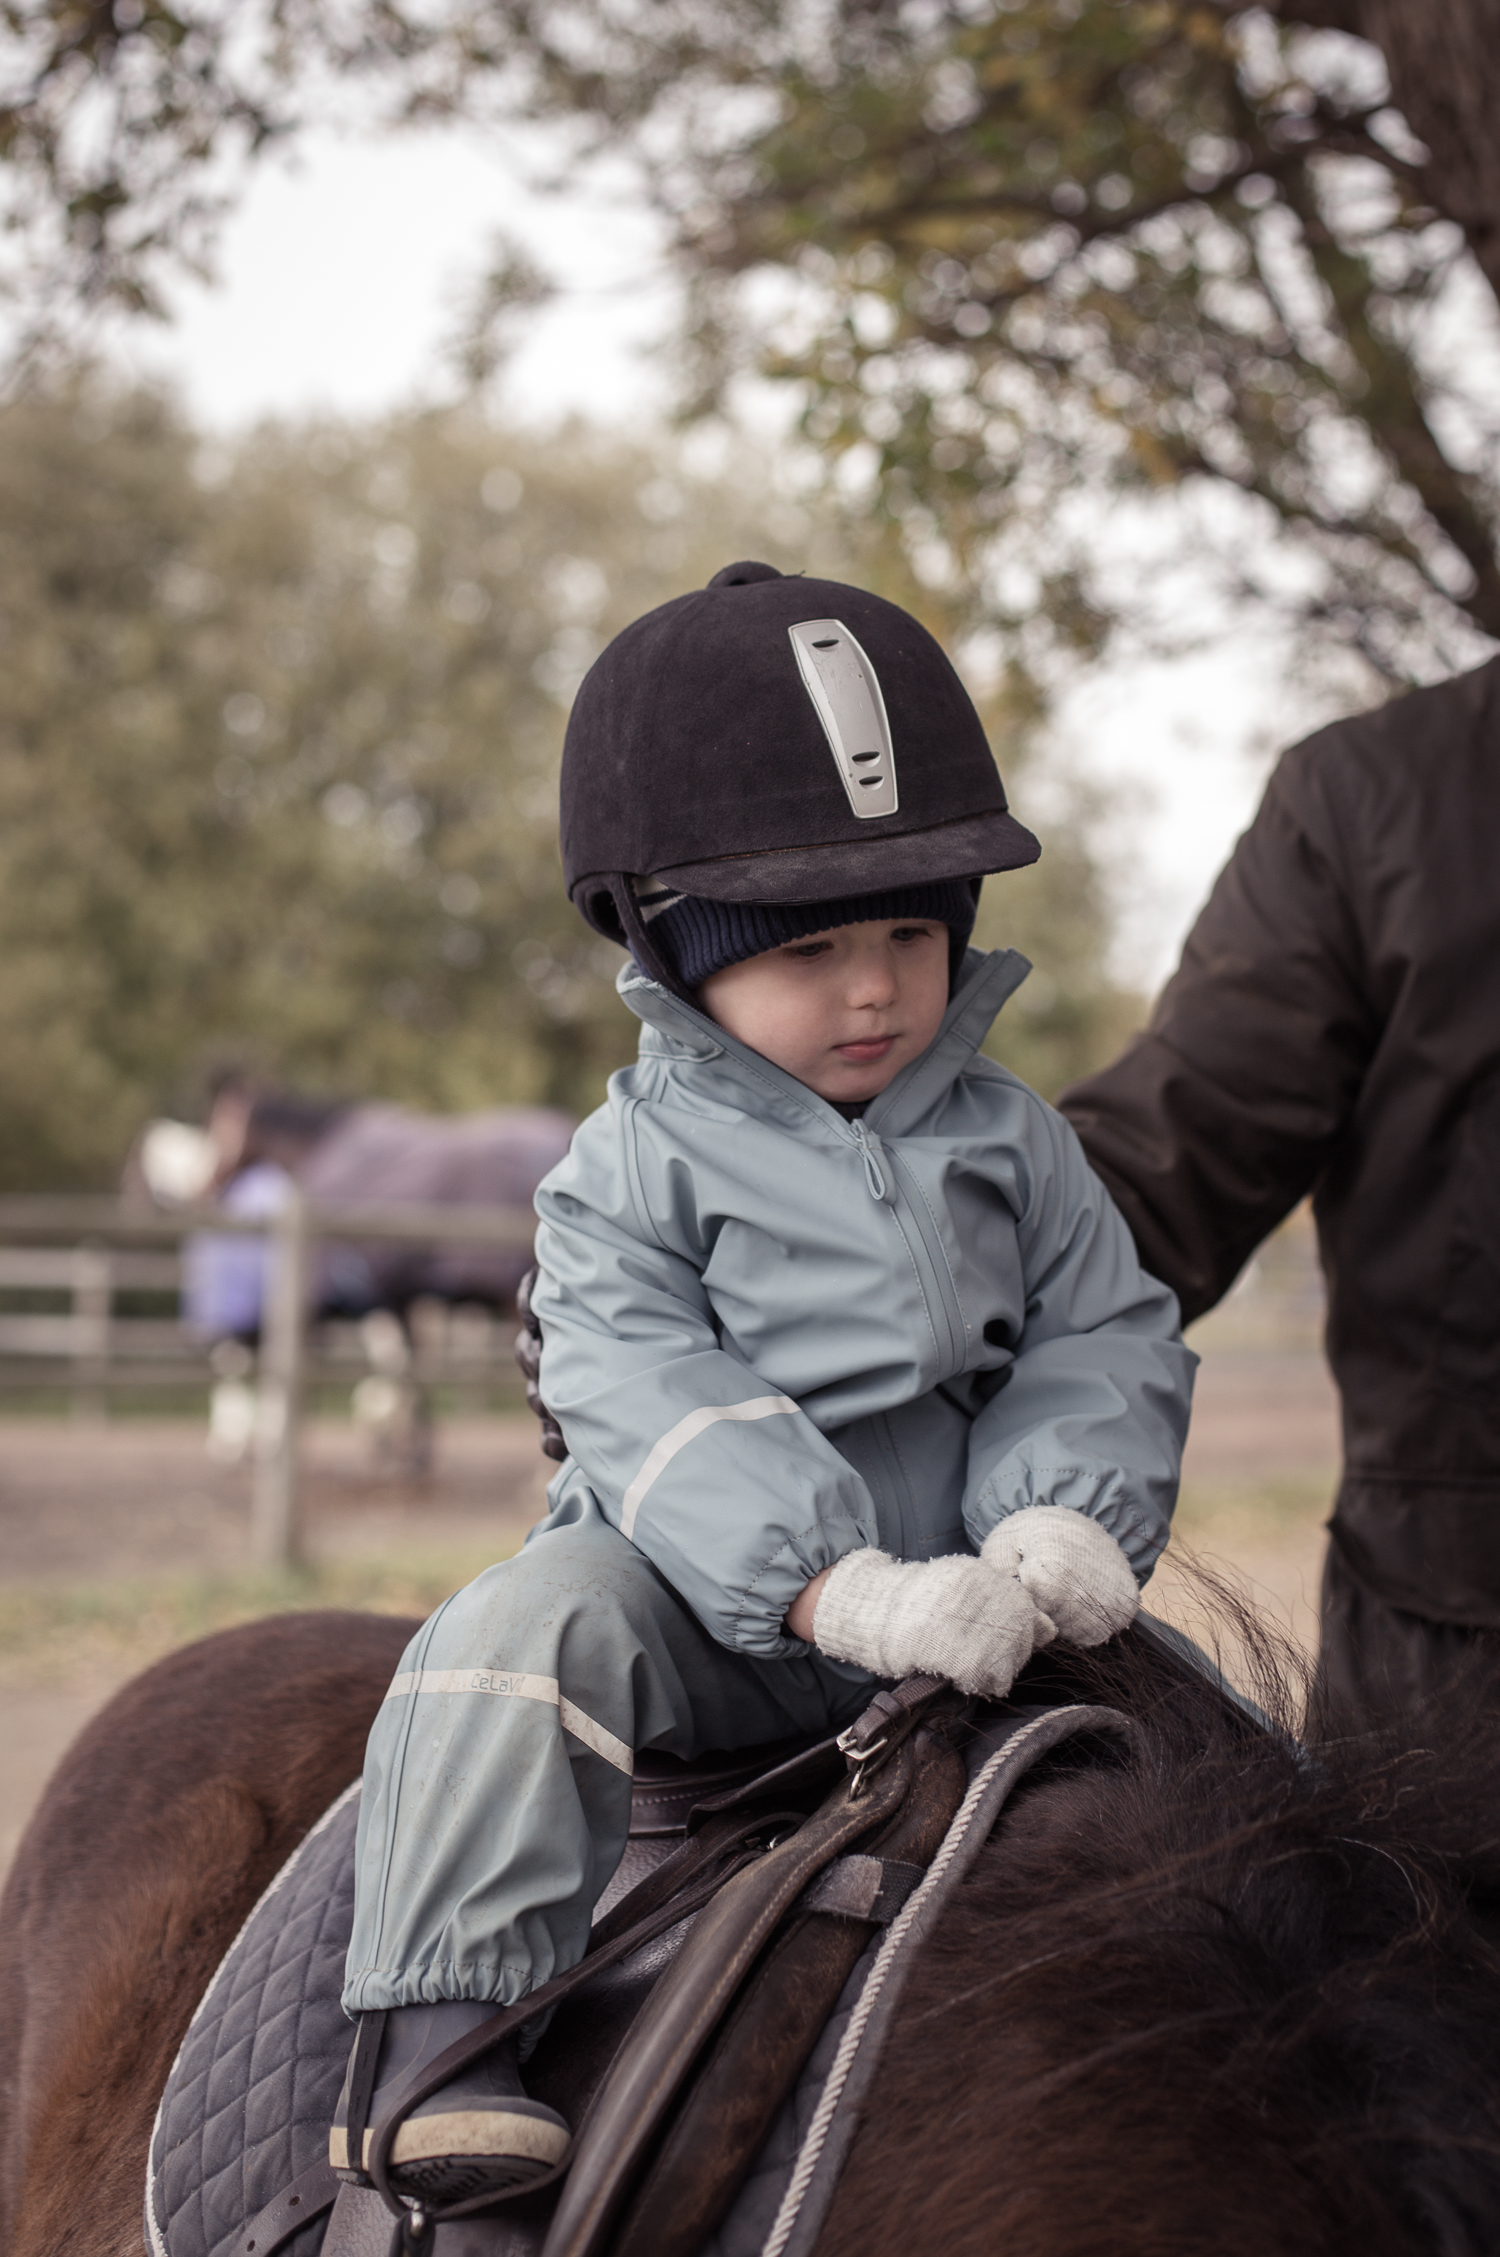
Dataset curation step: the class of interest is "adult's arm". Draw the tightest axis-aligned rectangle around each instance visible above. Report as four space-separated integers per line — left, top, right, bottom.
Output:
1058 744 1379 1323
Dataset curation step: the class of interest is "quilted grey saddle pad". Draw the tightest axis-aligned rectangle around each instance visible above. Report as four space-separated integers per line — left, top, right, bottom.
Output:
147 1782 363 2257
141 1776 895 2257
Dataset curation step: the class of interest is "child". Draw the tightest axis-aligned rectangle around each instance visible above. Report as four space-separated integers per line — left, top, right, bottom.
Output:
334 562 1195 2200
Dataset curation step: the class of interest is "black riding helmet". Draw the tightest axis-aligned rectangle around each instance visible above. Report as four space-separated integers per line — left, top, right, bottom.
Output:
561 560 1041 996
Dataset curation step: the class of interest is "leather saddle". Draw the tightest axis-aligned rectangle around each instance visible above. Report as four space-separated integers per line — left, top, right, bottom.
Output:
223 1621 1253 2257
326 1673 973 2257
213 1670 969 2257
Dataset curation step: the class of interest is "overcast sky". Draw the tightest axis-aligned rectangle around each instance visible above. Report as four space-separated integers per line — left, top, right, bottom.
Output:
120 122 1331 992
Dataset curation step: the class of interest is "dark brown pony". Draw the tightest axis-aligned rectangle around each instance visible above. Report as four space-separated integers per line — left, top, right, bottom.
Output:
0 1613 416 2257
7 1603 1500 2257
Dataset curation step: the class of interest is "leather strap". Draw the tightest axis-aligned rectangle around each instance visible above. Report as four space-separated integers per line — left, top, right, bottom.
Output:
764 1704 1151 2257
801 1853 924 1924
839 1678 948 1759
254 1798 807 2246
236 2157 342 2257
604 1723 969 2257
364 1810 791 2220
836 1676 961 1795
538 1741 919 2257
684 1730 845 1832
587 1806 788 1953
337 2006 386 2183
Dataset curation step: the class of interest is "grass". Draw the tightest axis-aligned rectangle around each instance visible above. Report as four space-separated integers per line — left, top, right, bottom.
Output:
0 1536 521 1689
1174 1470 1333 1547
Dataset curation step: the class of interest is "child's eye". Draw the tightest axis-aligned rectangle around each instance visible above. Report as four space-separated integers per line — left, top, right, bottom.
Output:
891 923 938 943
786 940 832 960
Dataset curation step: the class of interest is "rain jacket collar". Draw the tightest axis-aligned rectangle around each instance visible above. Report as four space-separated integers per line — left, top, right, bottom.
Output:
615 944 1034 1140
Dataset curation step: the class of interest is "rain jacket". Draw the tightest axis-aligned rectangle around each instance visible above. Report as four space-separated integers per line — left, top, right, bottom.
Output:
1060 656 1500 1630
530 948 1195 1659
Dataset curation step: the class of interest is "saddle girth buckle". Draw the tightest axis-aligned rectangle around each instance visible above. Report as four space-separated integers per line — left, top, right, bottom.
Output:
837 1673 967 1797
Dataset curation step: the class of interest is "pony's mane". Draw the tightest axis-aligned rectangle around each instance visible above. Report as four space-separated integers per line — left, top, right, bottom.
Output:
821 1573 1500 2257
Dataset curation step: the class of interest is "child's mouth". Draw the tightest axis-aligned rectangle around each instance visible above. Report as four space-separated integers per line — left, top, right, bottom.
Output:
836 1036 895 1063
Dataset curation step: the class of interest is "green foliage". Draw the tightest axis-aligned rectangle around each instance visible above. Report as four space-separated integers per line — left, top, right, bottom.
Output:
2 3 1495 692
0 373 1130 1187
642 0 1499 684
975 809 1145 1102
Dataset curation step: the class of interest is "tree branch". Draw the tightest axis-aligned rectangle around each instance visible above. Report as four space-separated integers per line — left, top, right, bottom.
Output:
1249 0 1500 306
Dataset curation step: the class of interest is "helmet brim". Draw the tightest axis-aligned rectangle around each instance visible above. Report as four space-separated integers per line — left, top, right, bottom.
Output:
652 807 1040 905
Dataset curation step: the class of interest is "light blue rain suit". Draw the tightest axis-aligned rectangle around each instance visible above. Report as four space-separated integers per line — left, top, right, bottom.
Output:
344 949 1197 2015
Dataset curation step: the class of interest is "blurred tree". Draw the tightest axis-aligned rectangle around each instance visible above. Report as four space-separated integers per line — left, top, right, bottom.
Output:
596 0 1499 687
0 4 1496 690
0 373 1123 1189
1257 0 1500 305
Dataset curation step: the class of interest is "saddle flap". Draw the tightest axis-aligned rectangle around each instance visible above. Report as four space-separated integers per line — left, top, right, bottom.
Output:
538 1742 919 2257
605 1727 969 2257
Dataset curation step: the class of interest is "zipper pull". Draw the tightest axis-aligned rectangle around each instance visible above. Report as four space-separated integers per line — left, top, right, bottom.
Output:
852 1120 891 1202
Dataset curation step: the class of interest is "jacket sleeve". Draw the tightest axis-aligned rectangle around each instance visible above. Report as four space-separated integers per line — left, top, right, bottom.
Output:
531 1103 878 1658
962 1094 1196 1582
1058 743 1378 1323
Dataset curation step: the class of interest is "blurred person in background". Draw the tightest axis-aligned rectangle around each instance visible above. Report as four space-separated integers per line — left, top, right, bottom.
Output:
1060 658 1500 1734
173 1081 574 1470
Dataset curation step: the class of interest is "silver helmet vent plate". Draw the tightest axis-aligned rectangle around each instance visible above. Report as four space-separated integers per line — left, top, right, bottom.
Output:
787 618 898 819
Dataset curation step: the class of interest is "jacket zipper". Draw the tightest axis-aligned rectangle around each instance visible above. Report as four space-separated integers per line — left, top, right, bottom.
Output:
887 1148 967 1370
850 1123 966 1373
850 1119 891 1201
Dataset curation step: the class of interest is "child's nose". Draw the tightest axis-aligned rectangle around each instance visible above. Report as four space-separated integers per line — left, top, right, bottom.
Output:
848 956 897 1005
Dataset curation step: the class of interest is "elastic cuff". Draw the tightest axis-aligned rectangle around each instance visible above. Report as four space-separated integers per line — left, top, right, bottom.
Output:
341 1958 537 2018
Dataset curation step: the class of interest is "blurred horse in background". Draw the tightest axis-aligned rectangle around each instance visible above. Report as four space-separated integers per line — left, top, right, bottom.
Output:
133 1085 572 1474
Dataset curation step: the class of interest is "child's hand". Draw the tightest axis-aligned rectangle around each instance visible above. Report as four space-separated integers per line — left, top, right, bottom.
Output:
785 1567 831 1644
981 1505 1139 1648
810 1549 1047 1698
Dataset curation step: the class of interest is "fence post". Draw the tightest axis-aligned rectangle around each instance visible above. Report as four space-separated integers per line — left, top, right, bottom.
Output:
70 1241 111 1422
252 1184 310 1567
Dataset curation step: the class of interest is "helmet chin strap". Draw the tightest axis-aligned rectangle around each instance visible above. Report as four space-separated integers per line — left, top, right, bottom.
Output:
607 875 700 1003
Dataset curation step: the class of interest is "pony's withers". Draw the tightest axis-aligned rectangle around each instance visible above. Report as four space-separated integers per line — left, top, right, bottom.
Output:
821 1596 1500 2257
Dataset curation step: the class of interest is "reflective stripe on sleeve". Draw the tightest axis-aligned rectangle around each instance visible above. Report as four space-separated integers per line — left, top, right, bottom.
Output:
386 1668 633 1775
619 1395 801 1540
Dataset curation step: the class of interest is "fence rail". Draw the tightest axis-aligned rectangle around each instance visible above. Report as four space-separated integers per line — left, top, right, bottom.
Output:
0 1193 540 1565
0 1195 539 1246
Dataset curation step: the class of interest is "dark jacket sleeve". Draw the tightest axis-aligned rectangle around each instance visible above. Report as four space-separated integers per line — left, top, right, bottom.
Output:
1058 744 1380 1323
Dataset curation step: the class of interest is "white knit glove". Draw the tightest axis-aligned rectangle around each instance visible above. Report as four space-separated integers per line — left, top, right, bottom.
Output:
980 1505 1139 1648
812 1548 1052 1699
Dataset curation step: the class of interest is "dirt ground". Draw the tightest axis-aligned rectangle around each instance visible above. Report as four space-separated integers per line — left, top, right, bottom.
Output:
0 1319 1340 1887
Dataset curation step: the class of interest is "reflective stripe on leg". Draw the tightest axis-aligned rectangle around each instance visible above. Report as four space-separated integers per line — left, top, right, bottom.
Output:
385 1669 634 1776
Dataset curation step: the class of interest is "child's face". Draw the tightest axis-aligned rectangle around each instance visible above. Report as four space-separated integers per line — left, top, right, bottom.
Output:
697 918 951 1103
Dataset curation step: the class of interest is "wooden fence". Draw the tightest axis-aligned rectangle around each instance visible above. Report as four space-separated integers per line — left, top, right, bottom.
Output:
0 1194 539 1567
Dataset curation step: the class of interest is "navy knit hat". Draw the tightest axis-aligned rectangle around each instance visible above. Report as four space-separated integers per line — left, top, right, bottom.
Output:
637 878 979 991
